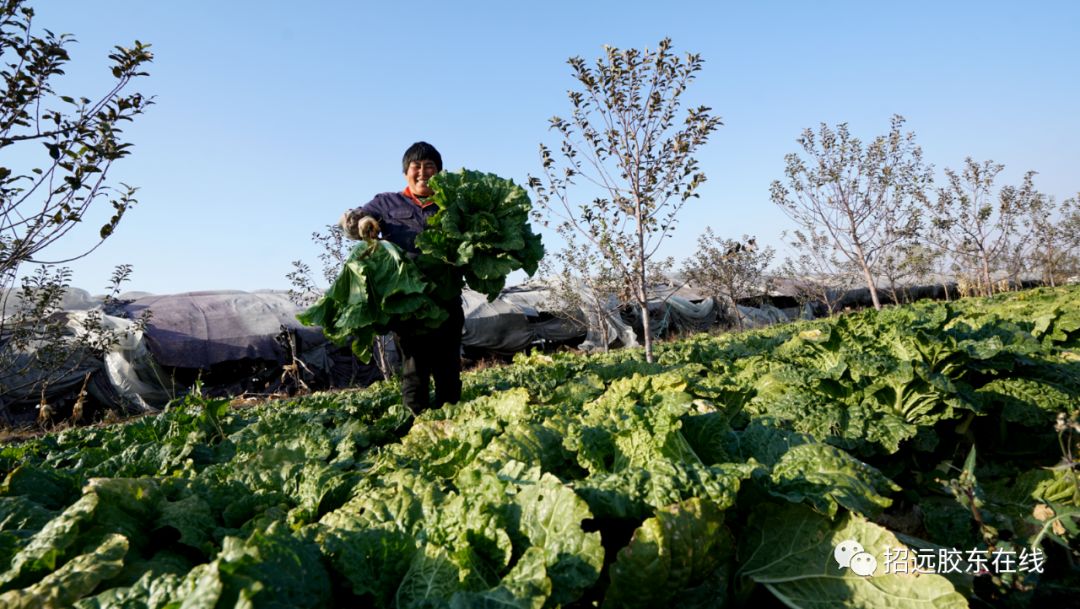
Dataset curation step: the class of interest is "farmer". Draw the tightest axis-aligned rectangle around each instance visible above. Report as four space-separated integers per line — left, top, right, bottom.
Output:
338 141 464 413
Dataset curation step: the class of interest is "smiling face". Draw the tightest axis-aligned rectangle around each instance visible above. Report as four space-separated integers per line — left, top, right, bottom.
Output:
405 159 439 197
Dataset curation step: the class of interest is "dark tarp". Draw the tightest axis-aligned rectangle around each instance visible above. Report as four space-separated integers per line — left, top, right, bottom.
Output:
122 291 327 369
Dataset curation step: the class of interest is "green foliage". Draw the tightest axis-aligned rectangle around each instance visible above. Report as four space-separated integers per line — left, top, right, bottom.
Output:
187 523 331 609
0 534 128 609
738 503 968 609
297 239 447 362
0 0 153 282
682 230 776 328
928 159 1042 296
1024 193 1080 287
604 498 733 609
419 169 545 300
2 286 1079 606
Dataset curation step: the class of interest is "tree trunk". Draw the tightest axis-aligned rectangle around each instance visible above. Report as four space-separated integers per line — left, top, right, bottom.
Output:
639 291 653 363
862 265 881 309
980 254 993 297
1046 246 1057 287
636 260 653 362
853 249 881 310
887 277 899 306
597 295 611 353
636 207 653 363
374 335 395 381
820 286 837 316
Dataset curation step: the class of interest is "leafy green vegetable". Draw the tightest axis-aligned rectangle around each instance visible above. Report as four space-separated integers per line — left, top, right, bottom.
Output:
0 466 79 512
738 503 968 609
766 442 899 518
2 286 1078 607
605 498 734 609
206 523 331 609
71 570 188 609
419 169 544 300
448 546 550 609
512 473 604 605
0 534 128 609
298 239 447 362
0 478 159 592
395 543 464 608
300 169 543 358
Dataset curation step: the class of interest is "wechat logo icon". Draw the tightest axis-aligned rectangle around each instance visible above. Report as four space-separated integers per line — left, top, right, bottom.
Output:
834 539 877 577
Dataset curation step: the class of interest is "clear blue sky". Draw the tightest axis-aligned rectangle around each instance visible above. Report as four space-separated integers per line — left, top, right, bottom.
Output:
14 0 1080 295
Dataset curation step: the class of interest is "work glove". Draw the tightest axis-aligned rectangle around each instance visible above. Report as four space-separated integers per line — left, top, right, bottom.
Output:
357 216 380 241
339 210 380 241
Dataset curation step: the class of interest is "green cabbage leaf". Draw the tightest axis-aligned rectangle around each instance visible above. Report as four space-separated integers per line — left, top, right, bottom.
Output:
297 239 447 362
419 169 544 301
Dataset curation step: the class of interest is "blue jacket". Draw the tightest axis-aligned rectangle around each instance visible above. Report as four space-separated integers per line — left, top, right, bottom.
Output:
354 190 437 255
353 190 463 304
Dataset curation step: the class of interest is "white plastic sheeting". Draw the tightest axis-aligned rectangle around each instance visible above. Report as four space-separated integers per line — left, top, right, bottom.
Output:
0 309 165 421
734 303 790 328
474 281 636 353
464 283 723 353
71 312 174 411
0 287 101 319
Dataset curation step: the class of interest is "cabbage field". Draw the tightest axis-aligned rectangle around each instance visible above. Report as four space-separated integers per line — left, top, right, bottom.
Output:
1 287 1078 608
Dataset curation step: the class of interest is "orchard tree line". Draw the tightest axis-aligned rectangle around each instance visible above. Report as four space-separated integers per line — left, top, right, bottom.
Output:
772 116 1080 313
531 40 1080 364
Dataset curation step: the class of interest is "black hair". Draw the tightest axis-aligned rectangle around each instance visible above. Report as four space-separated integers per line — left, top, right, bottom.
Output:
401 141 442 173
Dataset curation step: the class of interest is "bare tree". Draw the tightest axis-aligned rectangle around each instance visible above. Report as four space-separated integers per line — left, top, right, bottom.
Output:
682 231 774 329
877 240 937 305
770 115 932 310
1023 192 1080 288
926 159 1040 296
779 228 861 317
528 38 722 363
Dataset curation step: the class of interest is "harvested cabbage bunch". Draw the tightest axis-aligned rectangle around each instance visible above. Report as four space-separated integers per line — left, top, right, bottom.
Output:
298 240 446 362
417 169 544 300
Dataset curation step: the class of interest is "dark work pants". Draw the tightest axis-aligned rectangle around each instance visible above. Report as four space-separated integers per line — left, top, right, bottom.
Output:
395 304 464 413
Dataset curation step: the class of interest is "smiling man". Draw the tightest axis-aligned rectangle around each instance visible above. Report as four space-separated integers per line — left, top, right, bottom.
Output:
339 142 464 413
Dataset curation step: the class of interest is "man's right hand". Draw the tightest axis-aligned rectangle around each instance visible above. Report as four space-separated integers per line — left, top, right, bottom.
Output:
357 216 380 241
339 210 380 241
